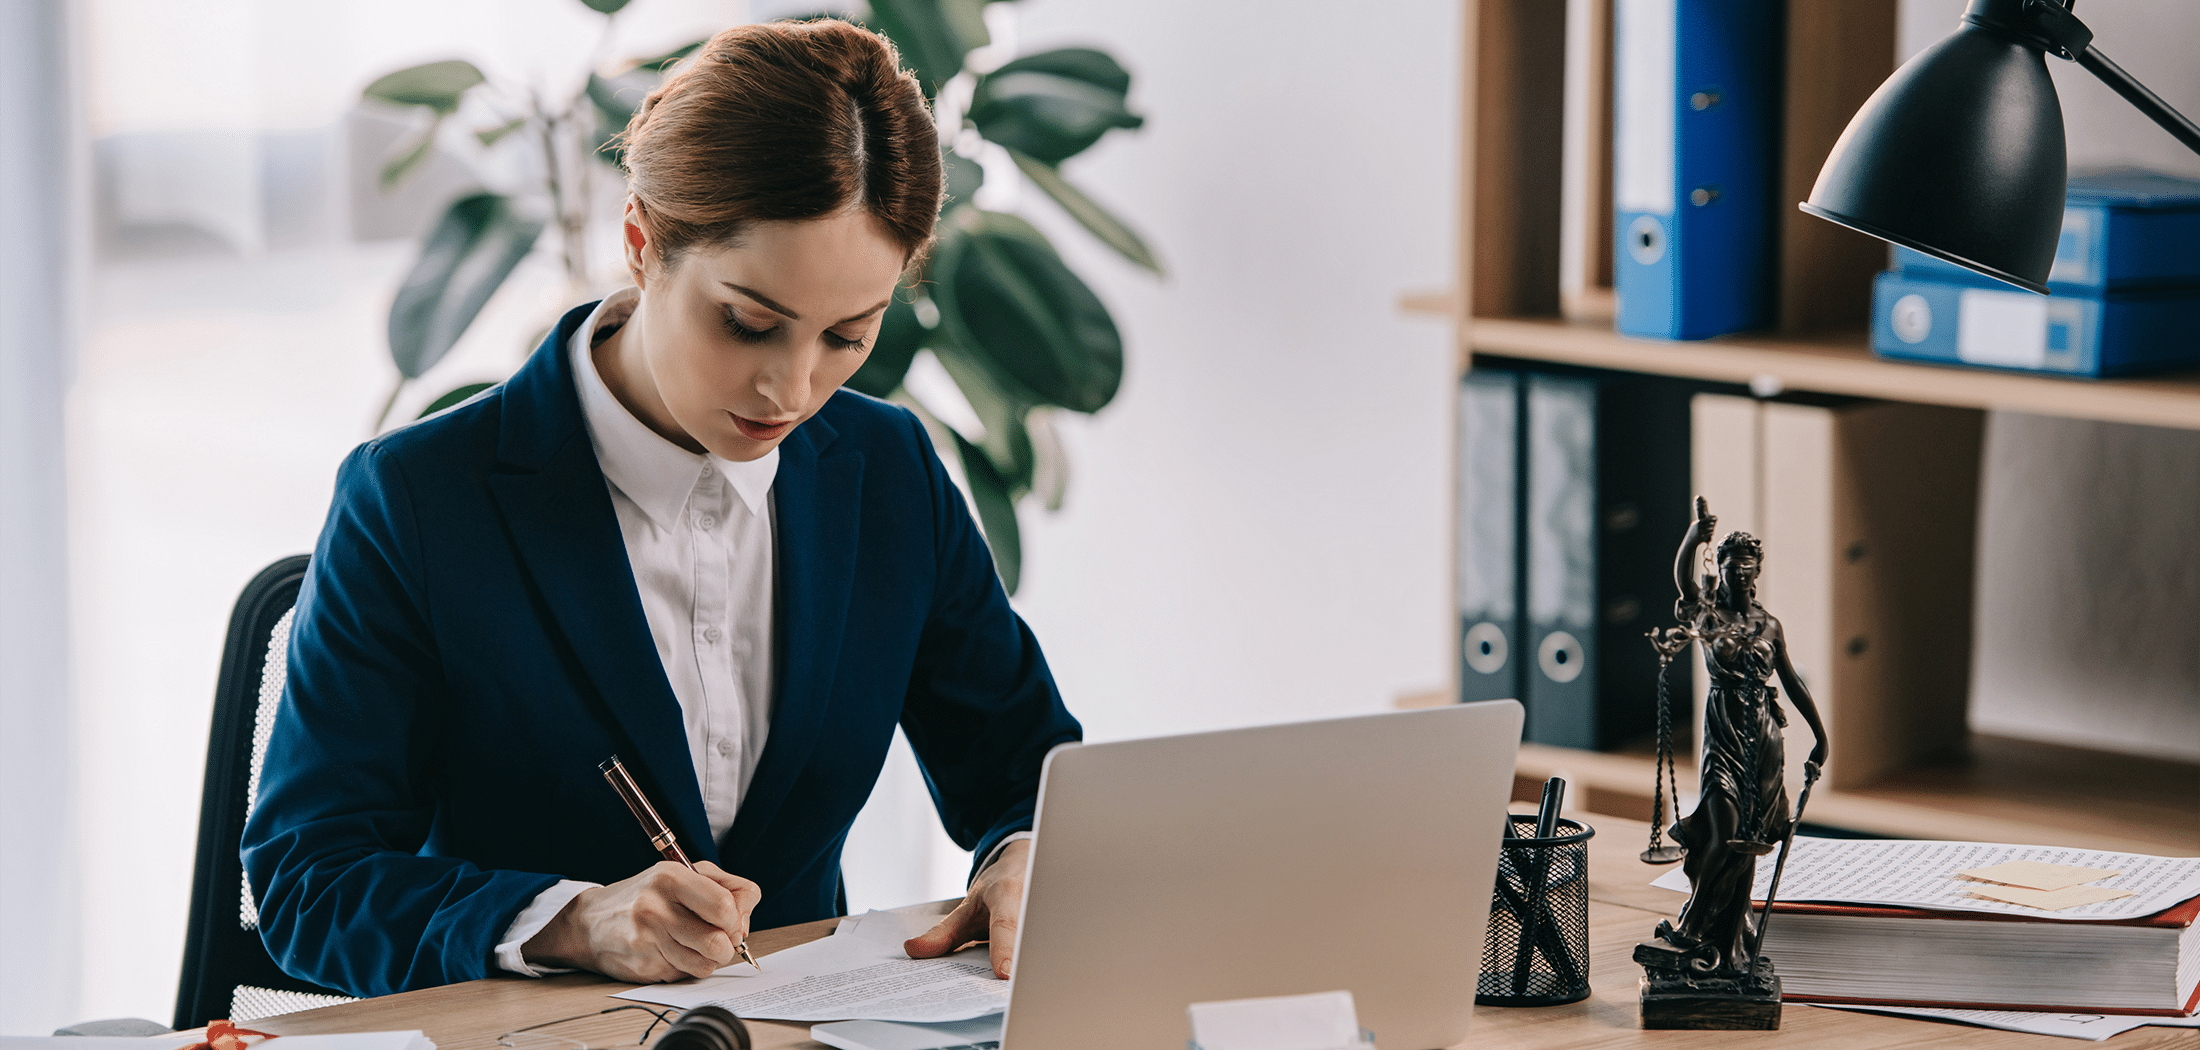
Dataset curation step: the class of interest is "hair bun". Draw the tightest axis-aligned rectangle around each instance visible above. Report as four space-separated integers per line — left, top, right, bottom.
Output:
614 18 943 271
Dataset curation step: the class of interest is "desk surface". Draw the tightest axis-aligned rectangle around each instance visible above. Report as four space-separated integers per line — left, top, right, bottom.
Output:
251 816 2194 1050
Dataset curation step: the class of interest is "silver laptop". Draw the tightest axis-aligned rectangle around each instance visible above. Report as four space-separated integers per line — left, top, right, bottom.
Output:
814 700 1523 1050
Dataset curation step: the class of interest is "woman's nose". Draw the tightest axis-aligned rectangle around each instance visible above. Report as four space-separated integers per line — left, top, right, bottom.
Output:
754 343 819 411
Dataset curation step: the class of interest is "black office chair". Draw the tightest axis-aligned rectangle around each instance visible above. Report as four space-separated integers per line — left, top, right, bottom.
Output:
174 555 356 1029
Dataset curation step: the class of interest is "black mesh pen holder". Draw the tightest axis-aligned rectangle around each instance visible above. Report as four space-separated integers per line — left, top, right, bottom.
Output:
1476 815 1594 1007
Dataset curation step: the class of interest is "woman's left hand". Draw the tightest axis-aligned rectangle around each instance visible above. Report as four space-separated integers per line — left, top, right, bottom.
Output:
902 838 1031 980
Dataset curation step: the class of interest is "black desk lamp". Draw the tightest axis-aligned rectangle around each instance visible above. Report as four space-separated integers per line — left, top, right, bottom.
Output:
1800 0 2200 294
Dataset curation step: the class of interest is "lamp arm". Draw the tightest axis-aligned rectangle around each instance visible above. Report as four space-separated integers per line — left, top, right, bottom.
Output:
2074 45 2200 157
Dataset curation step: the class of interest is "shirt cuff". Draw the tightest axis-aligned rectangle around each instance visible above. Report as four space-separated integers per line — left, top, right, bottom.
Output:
972 831 1034 887
494 879 600 977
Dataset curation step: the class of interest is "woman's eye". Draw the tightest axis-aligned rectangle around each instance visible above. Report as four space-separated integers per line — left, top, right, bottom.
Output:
824 329 869 352
722 310 776 343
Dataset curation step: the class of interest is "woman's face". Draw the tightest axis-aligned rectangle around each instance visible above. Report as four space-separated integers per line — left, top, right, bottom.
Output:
621 205 905 462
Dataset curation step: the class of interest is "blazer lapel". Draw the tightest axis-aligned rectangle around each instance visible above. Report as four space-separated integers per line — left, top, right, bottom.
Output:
722 413 864 858
487 308 718 866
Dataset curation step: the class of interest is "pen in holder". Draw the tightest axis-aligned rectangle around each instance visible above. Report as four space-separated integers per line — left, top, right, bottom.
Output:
1477 814 1594 1007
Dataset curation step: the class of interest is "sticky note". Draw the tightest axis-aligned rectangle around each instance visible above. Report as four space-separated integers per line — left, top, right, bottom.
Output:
1956 860 2123 891
1966 884 2134 911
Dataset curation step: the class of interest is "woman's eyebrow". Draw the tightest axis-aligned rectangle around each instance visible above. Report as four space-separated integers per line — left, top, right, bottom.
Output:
723 282 890 325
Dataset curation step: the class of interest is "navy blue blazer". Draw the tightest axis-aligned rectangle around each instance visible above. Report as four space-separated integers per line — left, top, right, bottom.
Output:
241 302 1080 997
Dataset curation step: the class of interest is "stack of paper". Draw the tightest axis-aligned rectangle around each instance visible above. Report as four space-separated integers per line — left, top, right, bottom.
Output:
0 1032 433 1050
1646 838 2200 1023
615 904 1009 1024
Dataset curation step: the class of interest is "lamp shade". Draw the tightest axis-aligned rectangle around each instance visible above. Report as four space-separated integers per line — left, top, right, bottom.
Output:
1801 19 2067 294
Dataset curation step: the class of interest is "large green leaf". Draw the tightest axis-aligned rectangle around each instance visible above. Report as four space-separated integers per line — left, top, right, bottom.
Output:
363 60 485 116
379 125 442 189
845 295 929 398
949 429 1022 594
1008 149 1162 274
944 149 985 207
934 210 1123 413
968 69 1144 165
865 0 981 96
577 0 631 13
933 343 1036 494
986 47 1130 96
418 381 496 418
388 193 545 379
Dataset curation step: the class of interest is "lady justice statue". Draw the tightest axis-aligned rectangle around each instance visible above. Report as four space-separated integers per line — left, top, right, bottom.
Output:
1633 497 1828 1029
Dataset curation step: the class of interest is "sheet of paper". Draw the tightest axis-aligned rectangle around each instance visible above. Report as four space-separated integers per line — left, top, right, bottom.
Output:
0 1034 430 1050
613 907 1007 1023
1965 884 2134 911
1814 1004 2198 1041
1648 838 2200 921
1957 859 2123 891
0 1038 203 1050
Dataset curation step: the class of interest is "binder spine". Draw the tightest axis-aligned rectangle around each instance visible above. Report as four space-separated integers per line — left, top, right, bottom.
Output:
1523 374 1691 750
1524 376 1597 747
1613 0 1783 340
1458 370 1523 705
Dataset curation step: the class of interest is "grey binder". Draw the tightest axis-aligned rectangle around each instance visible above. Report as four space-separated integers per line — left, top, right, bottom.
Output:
1523 372 1690 749
1458 369 1522 704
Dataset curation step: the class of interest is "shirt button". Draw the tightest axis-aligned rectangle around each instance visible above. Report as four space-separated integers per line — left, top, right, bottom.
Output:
697 515 717 530
717 739 734 757
702 625 722 643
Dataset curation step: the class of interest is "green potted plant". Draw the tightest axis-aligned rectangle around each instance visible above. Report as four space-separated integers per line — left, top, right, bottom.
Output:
365 0 1157 592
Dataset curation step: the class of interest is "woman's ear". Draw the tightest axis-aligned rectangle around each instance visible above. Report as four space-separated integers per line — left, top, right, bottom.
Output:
623 199 651 290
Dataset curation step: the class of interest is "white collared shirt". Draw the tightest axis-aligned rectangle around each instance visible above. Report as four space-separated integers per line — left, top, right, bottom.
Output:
495 287 780 973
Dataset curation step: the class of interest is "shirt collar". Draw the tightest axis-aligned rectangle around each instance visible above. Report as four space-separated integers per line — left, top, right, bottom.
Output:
570 287 778 530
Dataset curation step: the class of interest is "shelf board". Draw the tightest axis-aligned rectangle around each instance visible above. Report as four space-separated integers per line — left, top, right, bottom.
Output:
1467 315 2200 432
1515 737 2200 857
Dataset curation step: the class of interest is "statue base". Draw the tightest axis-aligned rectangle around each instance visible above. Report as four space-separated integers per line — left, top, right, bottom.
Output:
1633 941 1782 1030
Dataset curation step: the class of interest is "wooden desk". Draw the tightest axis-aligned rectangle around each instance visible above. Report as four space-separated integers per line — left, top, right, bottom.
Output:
252 817 2193 1049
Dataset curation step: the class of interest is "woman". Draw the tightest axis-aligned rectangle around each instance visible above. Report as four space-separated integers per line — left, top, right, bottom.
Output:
241 19 1080 997
1654 497 1827 974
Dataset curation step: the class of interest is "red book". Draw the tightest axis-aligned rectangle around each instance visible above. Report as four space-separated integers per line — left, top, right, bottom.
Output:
1759 891 2200 1015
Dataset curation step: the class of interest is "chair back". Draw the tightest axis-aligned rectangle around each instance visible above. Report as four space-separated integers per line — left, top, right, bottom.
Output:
174 555 356 1029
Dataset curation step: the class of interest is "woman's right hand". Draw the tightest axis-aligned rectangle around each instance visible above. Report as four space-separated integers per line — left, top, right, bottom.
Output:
522 861 761 982
1693 496 1716 539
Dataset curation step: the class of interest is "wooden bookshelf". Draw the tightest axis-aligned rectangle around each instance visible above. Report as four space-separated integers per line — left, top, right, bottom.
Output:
1469 317 2200 432
1511 739 2200 858
1445 0 2200 857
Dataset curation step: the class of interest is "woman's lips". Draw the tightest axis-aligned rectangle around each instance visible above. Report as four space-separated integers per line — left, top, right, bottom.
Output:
730 412 795 440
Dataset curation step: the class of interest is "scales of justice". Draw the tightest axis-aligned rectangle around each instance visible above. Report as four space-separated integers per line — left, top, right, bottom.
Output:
1632 497 1829 1030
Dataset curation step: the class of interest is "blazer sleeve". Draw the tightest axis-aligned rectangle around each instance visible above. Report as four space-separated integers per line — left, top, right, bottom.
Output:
891 411 1083 880
240 442 561 997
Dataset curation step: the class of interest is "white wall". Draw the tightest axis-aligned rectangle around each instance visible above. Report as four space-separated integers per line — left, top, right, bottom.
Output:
973 0 1461 744
1 0 83 1036
1902 0 2200 761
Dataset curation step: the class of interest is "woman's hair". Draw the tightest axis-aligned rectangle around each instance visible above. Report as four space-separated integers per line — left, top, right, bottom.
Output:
616 19 943 271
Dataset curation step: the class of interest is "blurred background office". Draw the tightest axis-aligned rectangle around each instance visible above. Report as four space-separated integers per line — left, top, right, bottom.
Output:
0 0 2194 1036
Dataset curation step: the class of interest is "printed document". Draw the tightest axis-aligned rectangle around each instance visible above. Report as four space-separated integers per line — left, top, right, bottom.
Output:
1815 1004 2200 1042
613 906 1010 1023
1649 838 2200 920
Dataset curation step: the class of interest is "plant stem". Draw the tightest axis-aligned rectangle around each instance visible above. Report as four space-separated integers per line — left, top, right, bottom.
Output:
373 377 407 433
534 91 584 286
